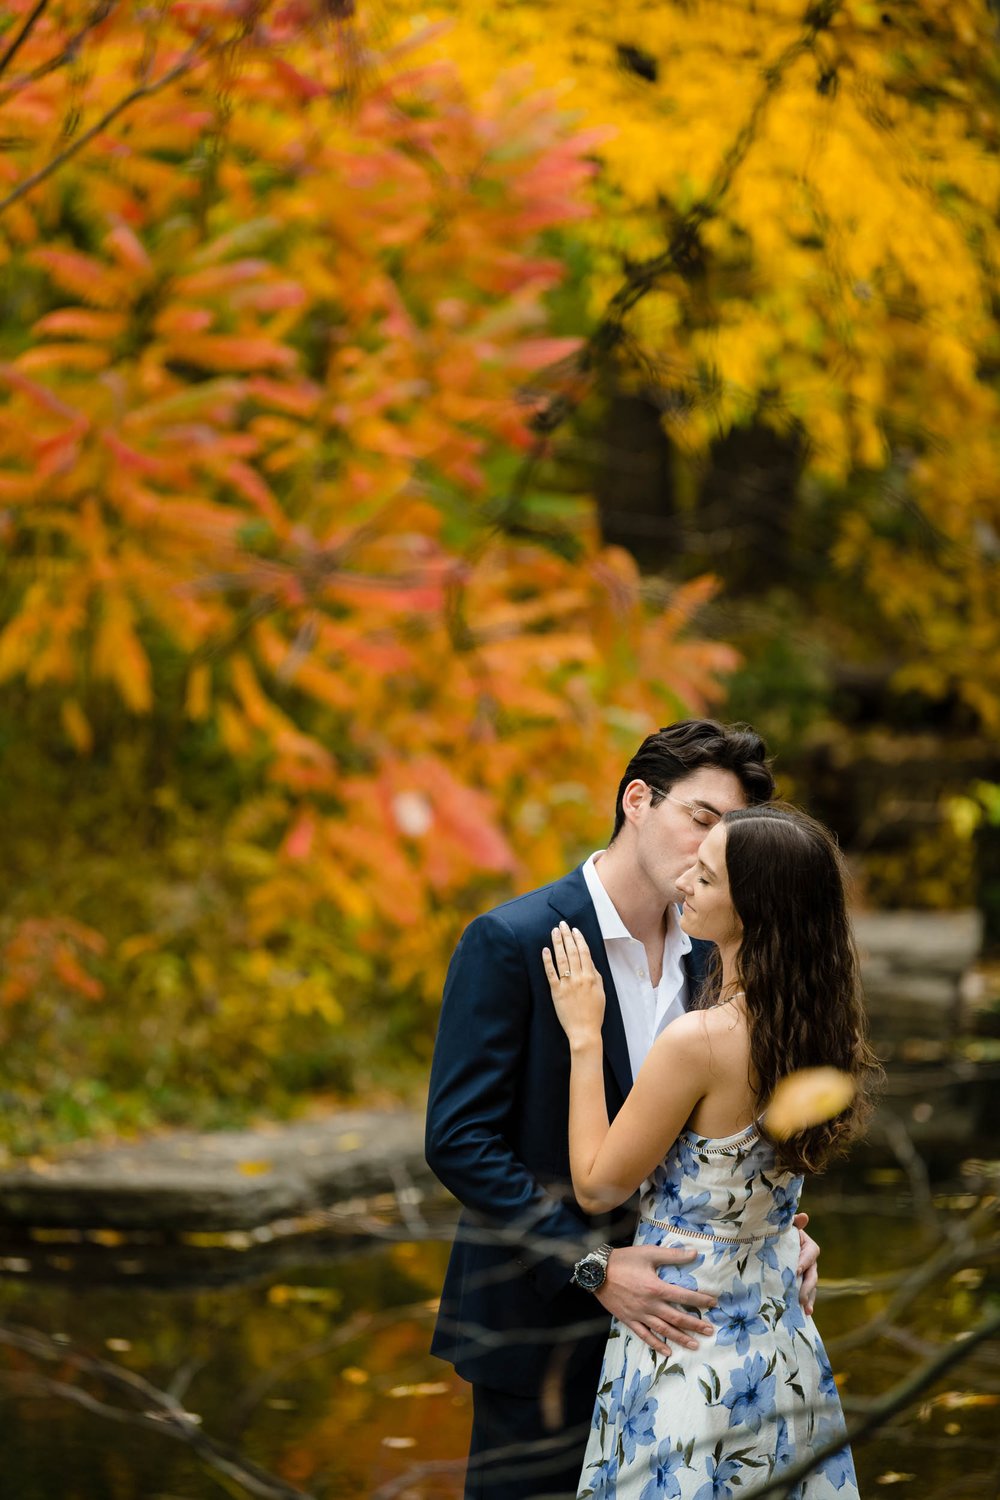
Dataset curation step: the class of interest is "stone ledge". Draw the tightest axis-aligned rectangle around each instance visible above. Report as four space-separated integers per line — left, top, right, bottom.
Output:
0 1111 434 1231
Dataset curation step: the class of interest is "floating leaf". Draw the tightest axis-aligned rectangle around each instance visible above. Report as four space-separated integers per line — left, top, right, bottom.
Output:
764 1068 856 1139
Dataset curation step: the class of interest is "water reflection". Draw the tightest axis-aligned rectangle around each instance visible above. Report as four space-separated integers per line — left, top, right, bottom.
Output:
0 1177 996 1498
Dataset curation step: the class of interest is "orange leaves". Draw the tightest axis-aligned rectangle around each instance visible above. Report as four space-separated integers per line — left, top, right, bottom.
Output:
0 0 731 1044
168 334 299 373
0 918 106 1009
27 249 132 310
34 310 129 341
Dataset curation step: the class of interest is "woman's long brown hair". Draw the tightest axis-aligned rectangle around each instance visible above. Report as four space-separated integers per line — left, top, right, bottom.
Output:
698 804 882 1175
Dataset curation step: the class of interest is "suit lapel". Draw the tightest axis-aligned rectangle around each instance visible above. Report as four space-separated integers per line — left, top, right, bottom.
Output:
548 866 632 1108
682 937 716 1006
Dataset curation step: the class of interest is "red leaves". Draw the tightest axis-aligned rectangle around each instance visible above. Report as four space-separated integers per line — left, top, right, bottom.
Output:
0 0 730 1017
1 919 106 1008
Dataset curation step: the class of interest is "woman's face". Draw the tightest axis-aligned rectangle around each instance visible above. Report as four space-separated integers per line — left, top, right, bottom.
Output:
676 823 741 947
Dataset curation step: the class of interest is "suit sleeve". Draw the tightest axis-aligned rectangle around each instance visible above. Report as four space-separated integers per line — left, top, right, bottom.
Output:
425 909 588 1302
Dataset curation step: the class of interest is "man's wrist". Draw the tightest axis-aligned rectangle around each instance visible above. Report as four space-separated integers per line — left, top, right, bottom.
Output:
571 1242 613 1292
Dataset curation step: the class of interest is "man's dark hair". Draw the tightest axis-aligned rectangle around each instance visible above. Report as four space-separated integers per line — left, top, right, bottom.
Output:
610 719 773 841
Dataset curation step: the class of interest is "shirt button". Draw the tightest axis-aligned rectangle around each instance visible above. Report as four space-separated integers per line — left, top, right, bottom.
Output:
637 968 646 979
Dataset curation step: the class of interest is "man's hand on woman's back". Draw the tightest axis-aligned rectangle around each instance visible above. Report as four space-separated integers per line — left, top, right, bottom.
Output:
594 1244 717 1358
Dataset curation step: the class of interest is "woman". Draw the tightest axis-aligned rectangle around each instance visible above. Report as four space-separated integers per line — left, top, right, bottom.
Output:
543 805 879 1499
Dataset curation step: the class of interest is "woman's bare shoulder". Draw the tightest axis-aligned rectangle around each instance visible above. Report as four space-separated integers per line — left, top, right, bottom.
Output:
663 1001 749 1069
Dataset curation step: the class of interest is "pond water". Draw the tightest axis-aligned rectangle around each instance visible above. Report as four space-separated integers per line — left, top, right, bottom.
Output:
1 1158 997 1500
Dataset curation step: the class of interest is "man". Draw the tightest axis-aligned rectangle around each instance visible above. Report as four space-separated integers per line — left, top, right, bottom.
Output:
425 720 820 1499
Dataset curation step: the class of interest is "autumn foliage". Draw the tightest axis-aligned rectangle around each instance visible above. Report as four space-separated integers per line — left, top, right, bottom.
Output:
0 0 732 1139
424 0 1000 725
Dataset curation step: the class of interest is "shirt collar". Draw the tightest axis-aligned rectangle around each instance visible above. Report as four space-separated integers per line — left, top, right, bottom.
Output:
582 851 632 940
582 852 692 959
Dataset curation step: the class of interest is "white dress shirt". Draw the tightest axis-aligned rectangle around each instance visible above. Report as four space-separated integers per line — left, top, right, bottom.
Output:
581 850 692 1085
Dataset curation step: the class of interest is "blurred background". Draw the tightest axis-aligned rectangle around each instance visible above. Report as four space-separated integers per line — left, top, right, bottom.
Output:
0 1 998 1495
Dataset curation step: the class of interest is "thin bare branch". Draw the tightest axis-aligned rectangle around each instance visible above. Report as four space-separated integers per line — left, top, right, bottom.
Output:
0 1322 315 1500
0 33 216 222
0 0 49 82
0 3 118 99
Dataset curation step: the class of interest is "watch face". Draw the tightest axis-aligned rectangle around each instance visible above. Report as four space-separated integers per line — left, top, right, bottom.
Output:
575 1257 605 1291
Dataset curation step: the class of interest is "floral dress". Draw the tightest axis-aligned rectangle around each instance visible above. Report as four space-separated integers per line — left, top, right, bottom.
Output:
578 1124 859 1499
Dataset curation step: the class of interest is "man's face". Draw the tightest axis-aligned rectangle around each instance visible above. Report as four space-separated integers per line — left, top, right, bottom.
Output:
630 766 748 904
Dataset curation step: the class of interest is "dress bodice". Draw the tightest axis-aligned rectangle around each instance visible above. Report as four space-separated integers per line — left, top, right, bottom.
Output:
640 1123 803 1245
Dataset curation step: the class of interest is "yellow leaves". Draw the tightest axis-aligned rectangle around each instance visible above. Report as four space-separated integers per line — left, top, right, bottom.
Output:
93 593 152 713
61 698 93 754
765 1068 857 1139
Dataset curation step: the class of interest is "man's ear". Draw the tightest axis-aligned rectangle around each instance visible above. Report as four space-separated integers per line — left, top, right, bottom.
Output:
620 778 649 827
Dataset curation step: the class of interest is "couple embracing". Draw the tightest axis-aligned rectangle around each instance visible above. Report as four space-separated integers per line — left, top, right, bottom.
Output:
426 720 879 1499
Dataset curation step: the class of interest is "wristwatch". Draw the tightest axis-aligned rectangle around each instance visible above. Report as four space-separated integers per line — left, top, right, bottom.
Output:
571 1242 613 1292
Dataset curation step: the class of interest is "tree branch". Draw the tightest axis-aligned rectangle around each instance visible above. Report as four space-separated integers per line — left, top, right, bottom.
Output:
0 33 216 222
0 0 49 82
500 0 846 514
0 1323 314 1500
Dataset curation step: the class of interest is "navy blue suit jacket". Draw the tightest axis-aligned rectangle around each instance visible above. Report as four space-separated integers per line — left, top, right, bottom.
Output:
425 864 713 1394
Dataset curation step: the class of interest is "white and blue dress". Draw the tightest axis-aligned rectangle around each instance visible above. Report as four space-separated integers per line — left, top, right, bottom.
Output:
578 1124 860 1499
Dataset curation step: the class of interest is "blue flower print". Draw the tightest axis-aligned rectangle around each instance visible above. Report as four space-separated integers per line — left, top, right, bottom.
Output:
815 1340 838 1398
657 1246 706 1290
619 1369 658 1464
772 1419 803 1499
656 1171 683 1212
722 1352 777 1433
675 1132 704 1179
765 1178 802 1229
774 1417 794 1472
708 1279 767 1355
639 1438 685 1500
669 1188 713 1231
585 1446 619 1499
602 1368 626 1424
692 1452 741 1500
814 1415 858 1490
710 1239 742 1268
779 1266 806 1334
756 1237 780 1272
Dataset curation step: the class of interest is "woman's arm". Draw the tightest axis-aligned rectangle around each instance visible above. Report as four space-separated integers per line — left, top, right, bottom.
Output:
544 923 710 1213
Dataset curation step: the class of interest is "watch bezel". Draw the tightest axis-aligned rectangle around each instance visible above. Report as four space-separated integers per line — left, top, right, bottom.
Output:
571 1243 612 1292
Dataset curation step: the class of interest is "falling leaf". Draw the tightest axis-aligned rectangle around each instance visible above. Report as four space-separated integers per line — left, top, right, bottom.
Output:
382 1437 417 1449
876 1476 916 1486
764 1068 856 1139
237 1160 274 1176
